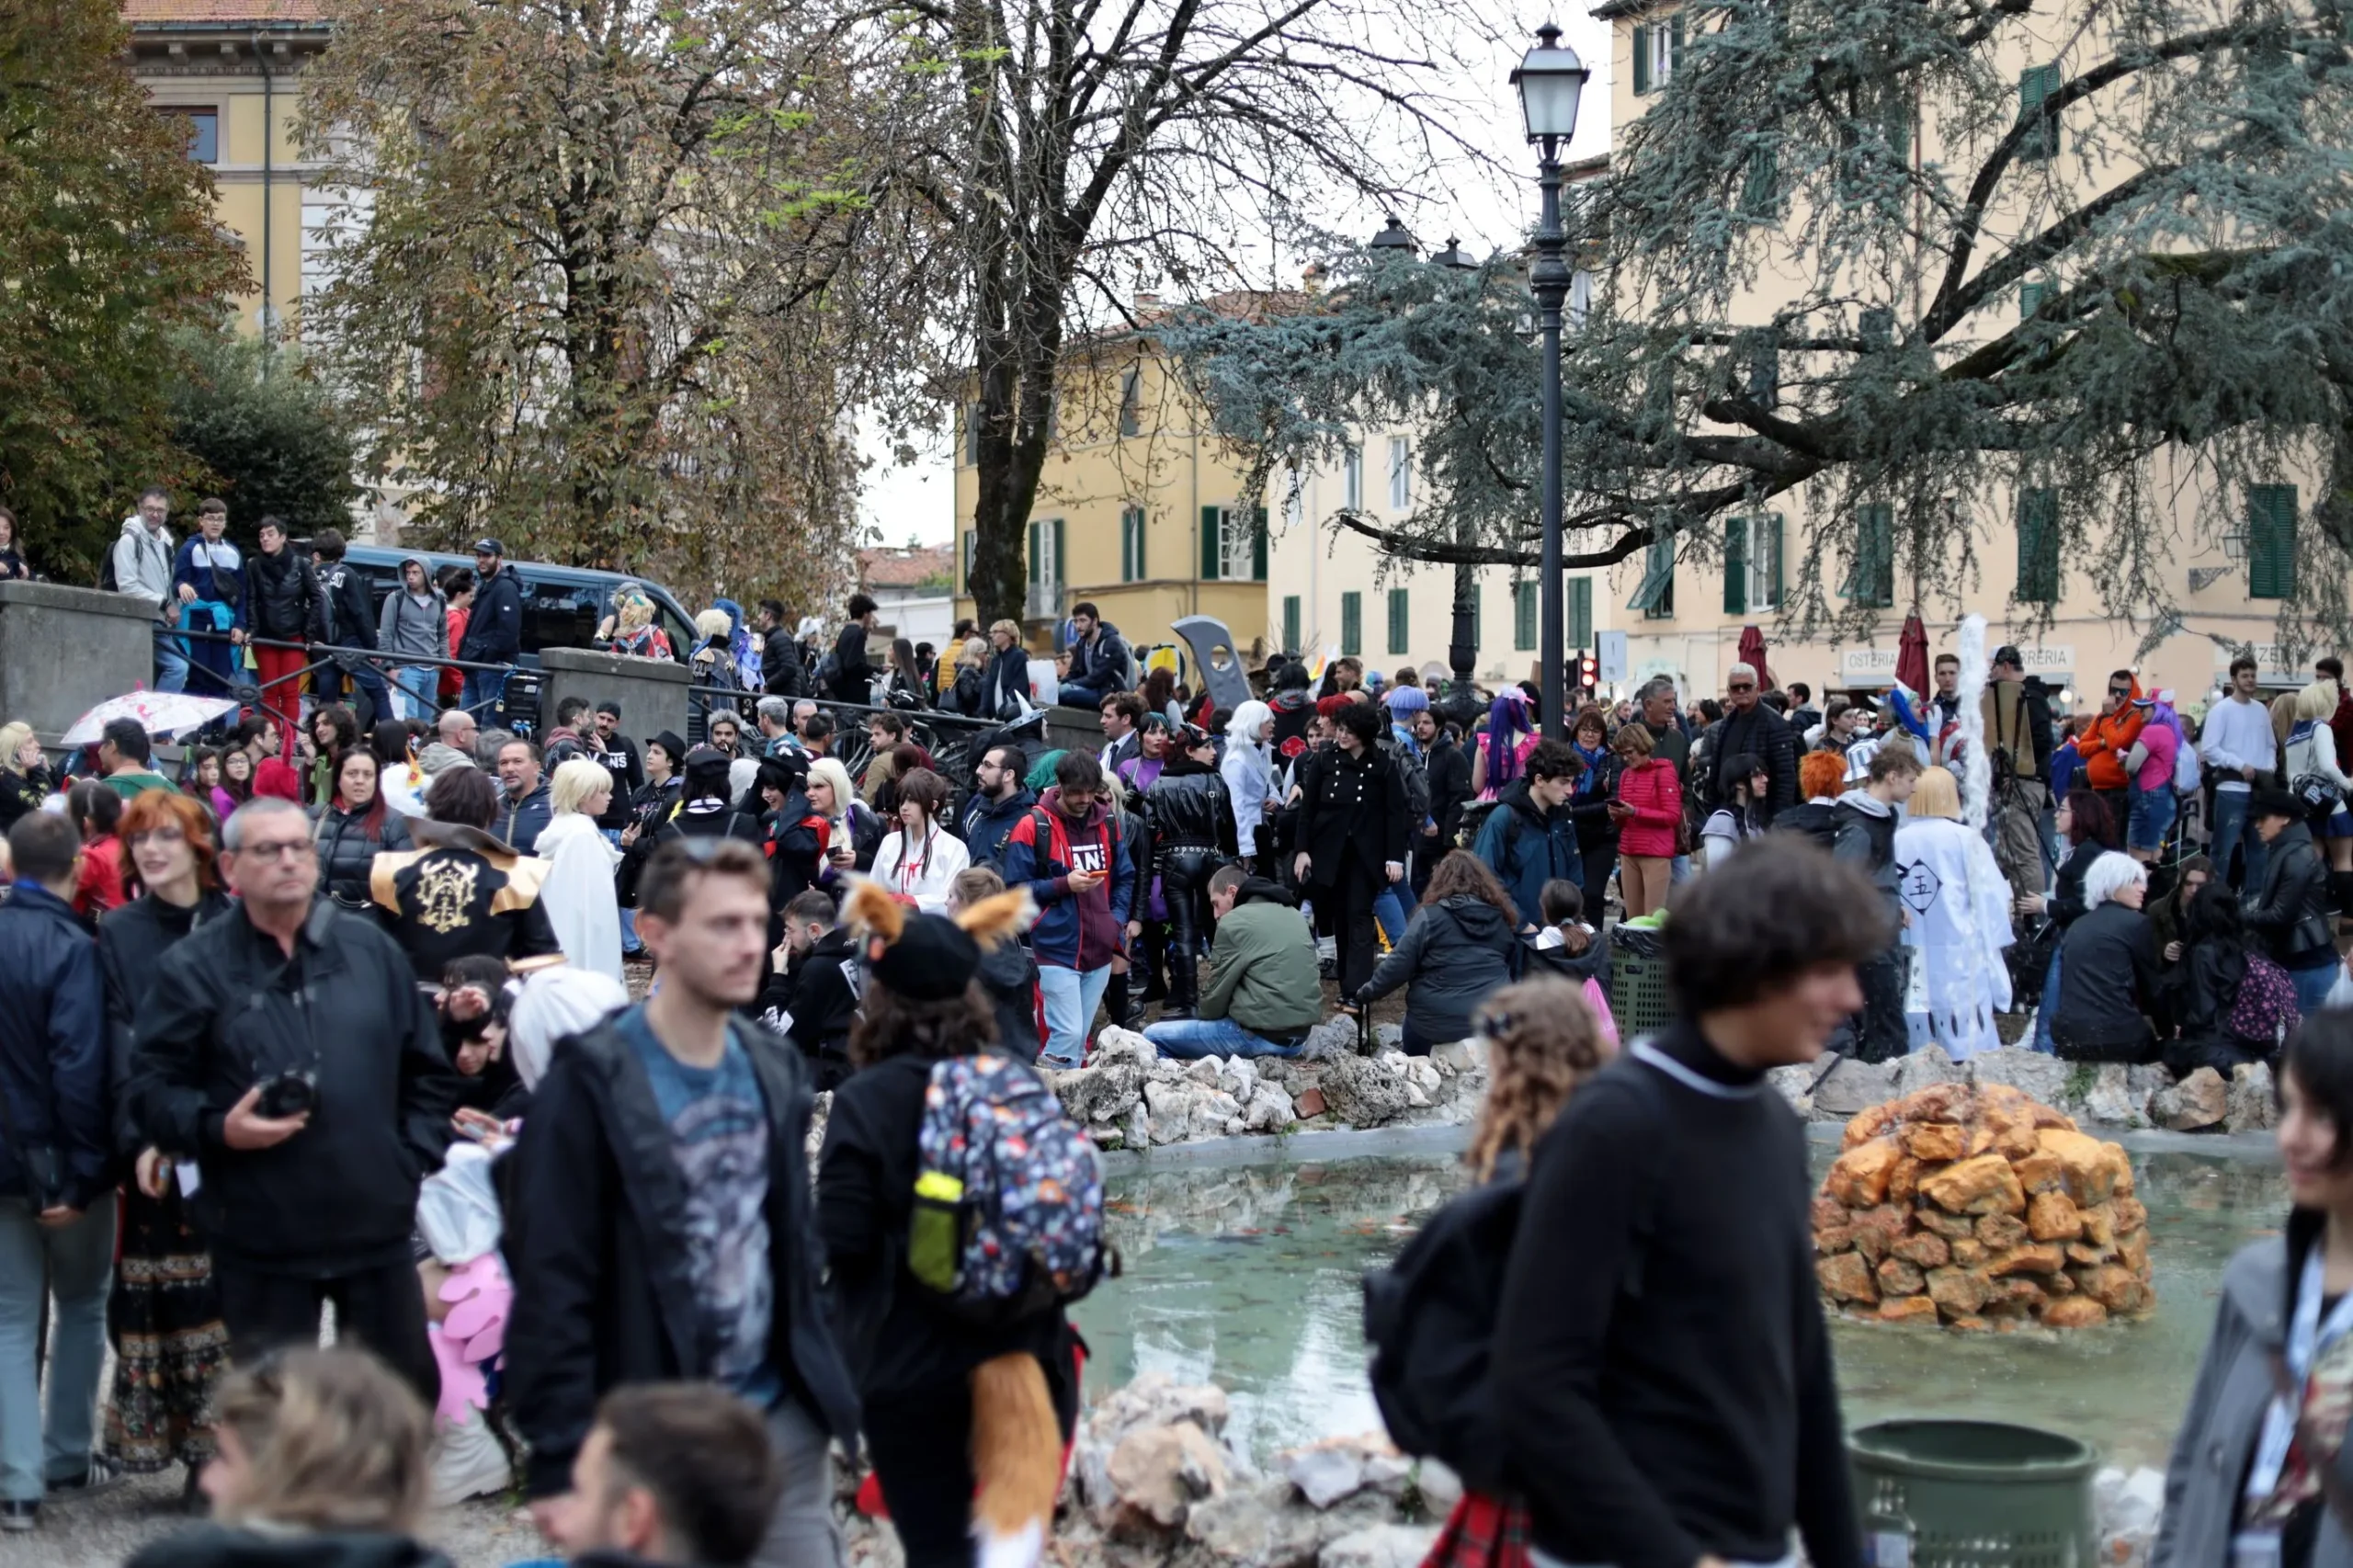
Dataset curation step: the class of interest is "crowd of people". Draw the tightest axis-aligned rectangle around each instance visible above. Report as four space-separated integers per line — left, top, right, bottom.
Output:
15 547 2353 1568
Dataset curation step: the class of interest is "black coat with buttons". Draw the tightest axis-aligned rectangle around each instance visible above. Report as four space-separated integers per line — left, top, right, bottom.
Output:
1296 744 1411 889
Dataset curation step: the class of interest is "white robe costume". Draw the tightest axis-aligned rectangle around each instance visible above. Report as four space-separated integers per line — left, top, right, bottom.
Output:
534 811 624 983
1893 815 2015 1060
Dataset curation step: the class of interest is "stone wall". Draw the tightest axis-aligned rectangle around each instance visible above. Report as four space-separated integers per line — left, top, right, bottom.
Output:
0 580 163 744
537 647 688 745
1783 1047 2276 1138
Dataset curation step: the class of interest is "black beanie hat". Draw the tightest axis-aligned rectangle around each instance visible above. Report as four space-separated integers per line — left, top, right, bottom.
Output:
869 912 982 1001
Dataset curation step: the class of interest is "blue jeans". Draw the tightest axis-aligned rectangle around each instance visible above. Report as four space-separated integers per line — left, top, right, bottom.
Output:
1374 885 1413 947
2033 946 2063 1054
2127 783 2176 853
2210 789 2269 892
1057 681 1110 709
151 623 189 694
0 1193 116 1502
1038 964 1113 1067
1144 1017 1306 1059
461 668 506 721
392 665 438 722
2292 957 2343 1017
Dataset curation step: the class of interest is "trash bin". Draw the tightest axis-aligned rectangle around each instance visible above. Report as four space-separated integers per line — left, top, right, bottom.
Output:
1608 926 1672 1040
1850 1419 2098 1568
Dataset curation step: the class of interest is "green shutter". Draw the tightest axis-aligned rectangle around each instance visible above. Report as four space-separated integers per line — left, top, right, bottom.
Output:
1742 146 1779 220
1849 503 1894 607
1200 506 1222 581
2018 63 2062 160
1567 576 1593 651
1119 369 1141 437
1512 581 1535 650
2249 484 2298 599
1252 506 1269 581
1631 24 1651 94
2016 489 2060 602
1630 535 1676 618
1120 508 1133 582
1340 592 1362 657
1668 14 1685 73
1760 513 1784 608
1723 517 1749 614
1282 596 1302 656
1028 520 1041 589
2021 281 2047 318
1387 587 1410 655
1052 518 1063 595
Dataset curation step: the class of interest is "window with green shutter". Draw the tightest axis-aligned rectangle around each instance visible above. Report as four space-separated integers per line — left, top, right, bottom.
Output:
1387 588 1410 656
1631 23 1651 94
2016 489 2060 603
1281 596 1302 656
1848 503 1894 608
1756 514 1785 609
1340 592 1362 657
1741 146 1780 222
1120 505 1146 583
1199 506 1222 581
2018 63 2063 161
1118 368 1142 437
1668 14 1684 74
1251 506 1269 581
1631 534 1676 619
1567 576 1593 651
2249 484 2298 600
1513 581 1536 651
1724 516 1748 614
2021 281 2048 318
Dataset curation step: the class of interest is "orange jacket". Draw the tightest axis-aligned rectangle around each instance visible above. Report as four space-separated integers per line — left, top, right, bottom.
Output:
2078 676 2146 791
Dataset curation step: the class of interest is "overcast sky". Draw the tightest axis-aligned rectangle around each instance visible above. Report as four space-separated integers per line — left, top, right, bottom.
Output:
854 6 1616 548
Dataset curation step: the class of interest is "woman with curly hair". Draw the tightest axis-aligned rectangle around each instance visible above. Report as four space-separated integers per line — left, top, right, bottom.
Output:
98 789 234 1498
1421 976 1617 1568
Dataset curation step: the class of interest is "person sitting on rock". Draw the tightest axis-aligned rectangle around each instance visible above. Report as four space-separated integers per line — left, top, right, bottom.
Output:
1143 863 1322 1061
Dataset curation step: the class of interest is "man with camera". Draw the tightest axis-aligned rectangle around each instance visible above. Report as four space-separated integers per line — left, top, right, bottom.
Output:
129 796 460 1403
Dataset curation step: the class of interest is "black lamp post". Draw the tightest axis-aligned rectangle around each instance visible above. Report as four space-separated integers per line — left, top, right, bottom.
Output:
1511 22 1588 740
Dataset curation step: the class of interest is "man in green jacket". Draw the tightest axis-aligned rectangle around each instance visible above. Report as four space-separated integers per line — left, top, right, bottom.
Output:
1144 865 1323 1059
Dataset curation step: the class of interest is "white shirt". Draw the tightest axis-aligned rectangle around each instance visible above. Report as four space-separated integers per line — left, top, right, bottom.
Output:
2199 693 2276 792
871 824 972 914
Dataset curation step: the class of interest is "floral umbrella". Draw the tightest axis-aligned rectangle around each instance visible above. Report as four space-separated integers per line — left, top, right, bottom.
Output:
60 690 237 748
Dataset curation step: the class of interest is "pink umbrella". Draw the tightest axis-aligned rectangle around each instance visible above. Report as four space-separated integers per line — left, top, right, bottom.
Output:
1894 613 1929 697
1736 625 1774 691
61 689 237 747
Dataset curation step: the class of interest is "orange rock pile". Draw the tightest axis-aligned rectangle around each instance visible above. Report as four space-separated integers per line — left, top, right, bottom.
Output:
1814 1082 2154 1330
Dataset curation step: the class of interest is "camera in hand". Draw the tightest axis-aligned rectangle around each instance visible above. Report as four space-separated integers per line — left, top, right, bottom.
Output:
254 1069 318 1119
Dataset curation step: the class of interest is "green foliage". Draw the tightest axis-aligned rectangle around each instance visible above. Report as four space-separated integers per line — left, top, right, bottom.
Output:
167 330 362 540
1169 0 2353 645
0 0 249 579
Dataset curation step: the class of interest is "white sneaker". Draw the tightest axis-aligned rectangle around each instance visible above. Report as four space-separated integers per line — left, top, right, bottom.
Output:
430 1409 513 1506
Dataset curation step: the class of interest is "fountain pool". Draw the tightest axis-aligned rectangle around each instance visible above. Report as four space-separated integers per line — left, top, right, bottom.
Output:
1067 1138 2284 1467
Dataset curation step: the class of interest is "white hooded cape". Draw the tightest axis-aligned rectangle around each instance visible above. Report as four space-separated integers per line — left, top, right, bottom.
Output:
1893 815 2015 1060
535 811 624 983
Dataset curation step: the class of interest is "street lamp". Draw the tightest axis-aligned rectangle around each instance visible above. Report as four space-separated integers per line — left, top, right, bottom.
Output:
1511 21 1588 740
1369 215 1417 256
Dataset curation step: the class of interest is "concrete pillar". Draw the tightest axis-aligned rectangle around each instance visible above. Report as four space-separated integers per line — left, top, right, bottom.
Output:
537 647 688 748
0 581 163 743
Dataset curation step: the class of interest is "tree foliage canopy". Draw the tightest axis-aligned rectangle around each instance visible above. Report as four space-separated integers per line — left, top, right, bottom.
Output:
1167 0 2353 643
0 0 249 578
299 0 915 610
168 329 363 540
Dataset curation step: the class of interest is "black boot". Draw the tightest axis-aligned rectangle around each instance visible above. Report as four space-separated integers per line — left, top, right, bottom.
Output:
1161 946 1199 1020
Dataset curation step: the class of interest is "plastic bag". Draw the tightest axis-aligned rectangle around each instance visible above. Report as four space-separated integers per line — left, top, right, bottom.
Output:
416 1142 505 1267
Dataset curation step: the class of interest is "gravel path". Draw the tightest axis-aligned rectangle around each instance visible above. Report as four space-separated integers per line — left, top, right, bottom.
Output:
17 1473 528 1568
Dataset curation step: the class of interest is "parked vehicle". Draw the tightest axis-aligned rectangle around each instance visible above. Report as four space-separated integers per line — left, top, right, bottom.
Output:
337 546 700 670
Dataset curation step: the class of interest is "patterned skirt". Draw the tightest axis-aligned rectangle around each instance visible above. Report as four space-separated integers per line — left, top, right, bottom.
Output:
105 1177 230 1472
1420 1494 1531 1568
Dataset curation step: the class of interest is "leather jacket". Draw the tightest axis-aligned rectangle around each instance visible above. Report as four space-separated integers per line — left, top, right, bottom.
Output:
1141 758 1237 863
313 803 412 910
2243 820 2335 966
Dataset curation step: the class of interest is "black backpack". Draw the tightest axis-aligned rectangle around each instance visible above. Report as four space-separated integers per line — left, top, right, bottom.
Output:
1361 1057 1668 1495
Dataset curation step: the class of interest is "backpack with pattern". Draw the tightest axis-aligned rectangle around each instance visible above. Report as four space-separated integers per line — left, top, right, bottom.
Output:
908 1052 1106 1323
2228 951 2302 1051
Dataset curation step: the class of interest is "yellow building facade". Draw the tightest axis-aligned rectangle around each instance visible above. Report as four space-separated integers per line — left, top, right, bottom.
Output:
1593 0 2333 709
950 341 1277 658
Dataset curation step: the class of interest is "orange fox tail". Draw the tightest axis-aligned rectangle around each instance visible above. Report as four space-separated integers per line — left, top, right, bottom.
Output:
970 1351 1060 1568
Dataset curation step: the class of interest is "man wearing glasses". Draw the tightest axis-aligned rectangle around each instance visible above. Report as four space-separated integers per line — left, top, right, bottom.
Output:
2077 669 2147 837
128 796 459 1406
1703 662 1797 826
959 744 1036 874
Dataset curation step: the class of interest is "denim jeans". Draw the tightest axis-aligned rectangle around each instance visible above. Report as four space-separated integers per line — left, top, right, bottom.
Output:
0 1193 117 1503
392 665 438 722
1038 964 1113 1067
1144 1017 1306 1059
2210 789 2269 892
2032 946 2063 1054
151 623 189 694
2292 957 2343 1018
461 668 506 721
1373 884 1412 947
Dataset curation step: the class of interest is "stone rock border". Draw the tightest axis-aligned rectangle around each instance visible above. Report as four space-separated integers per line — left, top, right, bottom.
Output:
1780 1047 2276 1136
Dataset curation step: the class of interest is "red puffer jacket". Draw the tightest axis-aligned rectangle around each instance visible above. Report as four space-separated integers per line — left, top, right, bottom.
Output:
1614 756 1683 858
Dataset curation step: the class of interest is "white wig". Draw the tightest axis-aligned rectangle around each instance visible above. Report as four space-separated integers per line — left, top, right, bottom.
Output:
1227 699 1273 744
2080 851 2149 912
506 968 631 1089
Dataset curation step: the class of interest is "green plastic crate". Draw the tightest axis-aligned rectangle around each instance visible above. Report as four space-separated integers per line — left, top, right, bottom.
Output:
1608 949 1673 1039
1851 1419 2098 1568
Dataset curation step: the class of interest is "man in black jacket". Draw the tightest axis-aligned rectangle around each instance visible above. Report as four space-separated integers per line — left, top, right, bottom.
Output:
1831 745 1919 1063
587 702 644 835
771 890 858 1090
826 594 878 706
459 538 526 717
2245 790 2342 1014
756 599 806 699
0 813 118 1524
313 528 395 727
1705 662 1798 824
128 796 457 1403
1493 837 1878 1568
235 517 325 745
1413 706 1473 869
504 839 858 1568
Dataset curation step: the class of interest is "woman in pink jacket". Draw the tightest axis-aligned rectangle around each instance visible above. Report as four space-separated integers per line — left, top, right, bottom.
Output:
1608 722 1682 917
